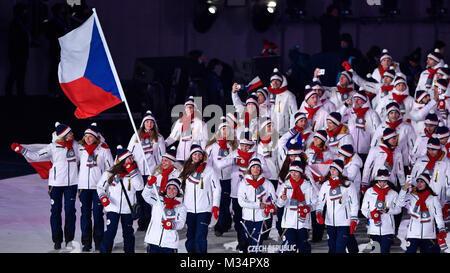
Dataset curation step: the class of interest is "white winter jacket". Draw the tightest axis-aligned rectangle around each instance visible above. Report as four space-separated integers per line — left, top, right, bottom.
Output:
97 169 144 214
78 143 113 189
361 186 402 236
24 140 80 187
143 191 187 250
397 188 446 239
128 133 166 176
238 174 277 222
276 177 318 230
165 117 208 161
316 178 359 227
182 163 221 214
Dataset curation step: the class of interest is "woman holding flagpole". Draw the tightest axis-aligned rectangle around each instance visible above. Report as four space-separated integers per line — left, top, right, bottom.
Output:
11 122 79 250
128 110 166 231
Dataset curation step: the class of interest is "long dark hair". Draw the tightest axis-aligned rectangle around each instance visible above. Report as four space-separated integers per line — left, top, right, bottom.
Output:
320 171 350 187
137 124 159 143
369 179 397 190
279 152 308 181
107 160 127 185
179 152 207 191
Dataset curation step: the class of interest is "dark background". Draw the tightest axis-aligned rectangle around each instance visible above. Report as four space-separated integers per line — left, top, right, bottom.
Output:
1 0 449 179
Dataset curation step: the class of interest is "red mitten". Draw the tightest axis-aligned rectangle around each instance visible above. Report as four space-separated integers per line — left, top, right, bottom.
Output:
342 61 352 71
437 230 448 251
211 206 220 220
298 205 311 218
125 162 137 176
147 175 157 186
100 195 110 207
350 220 358 234
361 186 368 195
11 142 24 154
370 209 381 226
236 157 248 168
162 219 174 230
316 212 324 225
264 204 276 216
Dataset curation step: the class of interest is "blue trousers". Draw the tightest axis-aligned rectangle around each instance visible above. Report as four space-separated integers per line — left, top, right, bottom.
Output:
275 208 284 237
369 234 394 253
100 212 135 253
282 228 311 253
48 185 77 244
327 225 350 253
405 238 440 253
243 220 265 250
215 179 232 233
185 212 211 253
147 244 177 253
231 198 248 251
78 189 104 248
136 176 152 229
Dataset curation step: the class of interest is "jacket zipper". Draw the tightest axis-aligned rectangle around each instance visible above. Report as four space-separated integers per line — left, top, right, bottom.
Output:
253 188 256 222
159 227 165 246
88 167 91 189
68 161 70 186
194 183 197 214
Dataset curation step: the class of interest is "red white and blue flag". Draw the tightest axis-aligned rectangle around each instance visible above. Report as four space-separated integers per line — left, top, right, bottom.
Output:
58 9 123 119
245 76 263 93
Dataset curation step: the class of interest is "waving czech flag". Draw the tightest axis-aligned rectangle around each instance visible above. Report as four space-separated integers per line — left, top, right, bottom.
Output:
58 9 123 119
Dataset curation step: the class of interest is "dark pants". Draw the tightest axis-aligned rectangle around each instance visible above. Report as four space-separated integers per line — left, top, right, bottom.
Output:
243 220 265 251
405 238 440 253
347 234 359 253
185 212 211 253
78 189 104 249
327 225 350 253
370 234 394 253
100 212 135 253
215 179 232 233
311 210 325 242
136 176 152 230
282 228 311 253
48 185 77 244
232 197 248 251
5 58 27 96
147 244 177 253
276 208 284 237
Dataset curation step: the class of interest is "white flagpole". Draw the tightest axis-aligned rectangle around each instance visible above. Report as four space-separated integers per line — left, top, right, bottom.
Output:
91 8 167 220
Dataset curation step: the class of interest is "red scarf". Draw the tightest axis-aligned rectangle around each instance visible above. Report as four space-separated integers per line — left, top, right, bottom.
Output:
237 149 254 166
246 177 265 189
392 93 408 105
386 119 403 130
159 165 175 194
218 139 228 150
337 85 353 95
379 144 395 167
373 184 390 202
293 125 304 133
141 132 151 139
424 128 434 139
381 85 394 92
84 144 98 155
181 113 194 132
57 139 74 151
268 85 287 95
445 142 450 158
289 177 305 203
260 136 271 145
416 190 431 212
425 150 443 170
310 144 324 160
305 106 320 119
378 65 387 78
427 67 439 79
327 123 343 138
195 162 207 173
163 197 180 209
302 132 311 141
328 177 341 189
353 107 369 119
